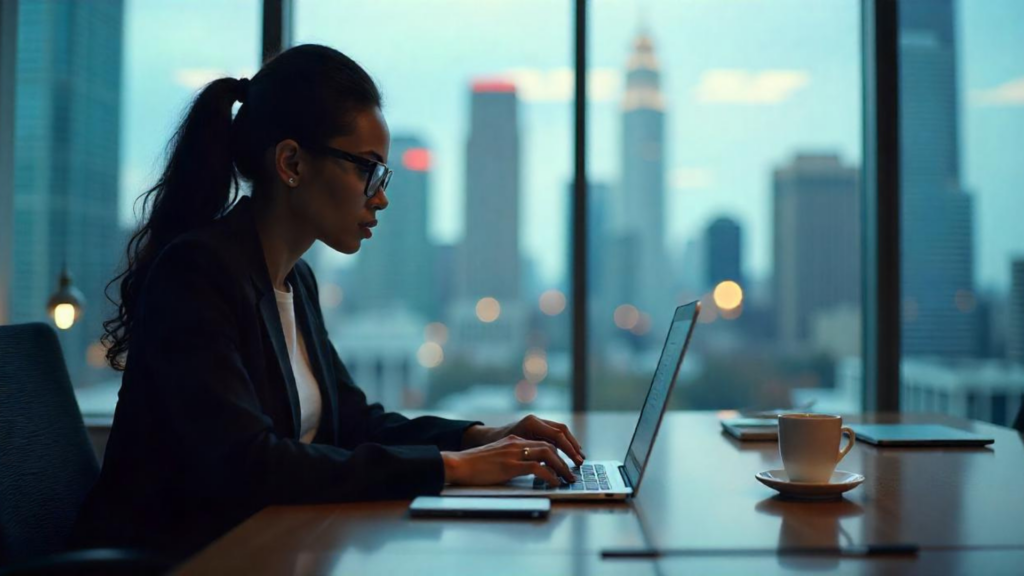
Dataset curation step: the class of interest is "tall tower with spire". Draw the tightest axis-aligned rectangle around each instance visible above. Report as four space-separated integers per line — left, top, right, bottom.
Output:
615 28 669 341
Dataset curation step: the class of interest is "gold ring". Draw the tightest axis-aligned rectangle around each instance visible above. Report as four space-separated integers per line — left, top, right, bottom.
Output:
522 447 530 460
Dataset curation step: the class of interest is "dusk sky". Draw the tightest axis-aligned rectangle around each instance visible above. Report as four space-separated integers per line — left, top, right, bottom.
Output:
120 0 1024 292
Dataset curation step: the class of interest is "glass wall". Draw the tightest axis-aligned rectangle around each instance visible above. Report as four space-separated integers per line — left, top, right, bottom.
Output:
13 1 1020 421
9 0 258 411
294 0 573 413
588 1 864 412
898 0 1024 426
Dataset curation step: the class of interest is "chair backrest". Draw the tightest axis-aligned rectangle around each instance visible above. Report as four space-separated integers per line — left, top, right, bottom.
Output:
0 323 100 565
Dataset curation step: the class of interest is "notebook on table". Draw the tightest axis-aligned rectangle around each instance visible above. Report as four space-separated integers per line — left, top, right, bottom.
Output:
721 418 779 441
849 424 994 447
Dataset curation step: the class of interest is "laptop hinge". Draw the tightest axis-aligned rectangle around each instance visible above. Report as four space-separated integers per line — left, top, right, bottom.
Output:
618 465 633 490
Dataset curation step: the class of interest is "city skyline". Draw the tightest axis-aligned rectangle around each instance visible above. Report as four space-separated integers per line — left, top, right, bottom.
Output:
108 0 1024 293
5 0 1023 415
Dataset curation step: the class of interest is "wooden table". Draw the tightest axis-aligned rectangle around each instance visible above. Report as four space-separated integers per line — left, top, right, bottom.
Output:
178 412 1024 575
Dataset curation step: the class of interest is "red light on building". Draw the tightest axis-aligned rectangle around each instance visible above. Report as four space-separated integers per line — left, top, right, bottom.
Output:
402 148 431 172
472 79 516 94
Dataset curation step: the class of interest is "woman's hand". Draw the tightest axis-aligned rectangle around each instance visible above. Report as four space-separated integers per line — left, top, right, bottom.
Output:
442 435 577 487
461 415 585 466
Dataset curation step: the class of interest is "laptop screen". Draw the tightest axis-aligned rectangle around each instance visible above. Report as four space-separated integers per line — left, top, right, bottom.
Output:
622 302 699 491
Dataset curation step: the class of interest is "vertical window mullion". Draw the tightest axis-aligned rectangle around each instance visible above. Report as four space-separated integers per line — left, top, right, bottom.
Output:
861 0 901 412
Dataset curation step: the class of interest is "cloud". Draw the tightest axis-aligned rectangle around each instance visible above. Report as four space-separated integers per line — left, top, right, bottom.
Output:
497 67 621 103
694 69 810 104
173 67 256 90
670 167 715 190
971 77 1024 106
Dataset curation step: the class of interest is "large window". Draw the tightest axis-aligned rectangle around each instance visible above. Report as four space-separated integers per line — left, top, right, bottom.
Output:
9 0 258 414
8 1 1018 421
295 1 573 413
898 0 1024 426
588 1 863 412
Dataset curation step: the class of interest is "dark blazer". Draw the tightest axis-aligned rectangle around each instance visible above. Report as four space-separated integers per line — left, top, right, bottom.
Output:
71 196 479 558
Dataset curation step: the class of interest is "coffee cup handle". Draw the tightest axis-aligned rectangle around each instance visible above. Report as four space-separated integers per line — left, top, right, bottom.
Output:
837 426 856 463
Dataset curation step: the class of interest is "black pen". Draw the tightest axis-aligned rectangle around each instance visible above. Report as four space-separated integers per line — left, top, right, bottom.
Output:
601 544 920 559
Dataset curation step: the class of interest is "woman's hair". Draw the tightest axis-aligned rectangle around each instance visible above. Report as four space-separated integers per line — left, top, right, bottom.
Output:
102 44 382 370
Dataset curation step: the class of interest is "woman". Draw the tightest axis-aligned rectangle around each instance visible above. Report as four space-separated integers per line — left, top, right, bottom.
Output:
72 44 584 559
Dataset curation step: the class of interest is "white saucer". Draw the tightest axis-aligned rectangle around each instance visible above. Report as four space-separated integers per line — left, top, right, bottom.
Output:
755 469 865 500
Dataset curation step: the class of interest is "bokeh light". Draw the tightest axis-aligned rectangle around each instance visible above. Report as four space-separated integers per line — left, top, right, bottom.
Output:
954 289 976 313
53 303 76 330
523 349 549 383
320 283 344 309
476 297 501 323
86 342 107 368
417 342 444 368
539 289 567 316
713 280 744 311
613 304 640 330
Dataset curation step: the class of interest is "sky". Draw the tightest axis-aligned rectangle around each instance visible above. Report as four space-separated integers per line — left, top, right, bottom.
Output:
119 0 1024 292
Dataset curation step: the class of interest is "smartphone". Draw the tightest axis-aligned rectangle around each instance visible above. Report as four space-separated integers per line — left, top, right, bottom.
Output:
409 496 550 519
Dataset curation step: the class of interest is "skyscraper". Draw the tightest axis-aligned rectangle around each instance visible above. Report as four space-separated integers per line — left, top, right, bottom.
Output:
355 136 435 319
459 80 520 302
448 80 526 364
0 0 16 324
773 154 860 348
899 0 977 357
616 29 669 334
1009 259 1024 364
11 0 123 386
705 217 743 288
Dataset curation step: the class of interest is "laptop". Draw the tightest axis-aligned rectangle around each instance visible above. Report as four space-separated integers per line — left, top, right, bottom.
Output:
850 424 994 447
442 301 701 501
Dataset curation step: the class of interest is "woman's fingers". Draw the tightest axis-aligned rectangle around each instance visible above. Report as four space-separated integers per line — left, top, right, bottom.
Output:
541 418 586 460
520 442 575 482
512 461 561 486
533 421 583 465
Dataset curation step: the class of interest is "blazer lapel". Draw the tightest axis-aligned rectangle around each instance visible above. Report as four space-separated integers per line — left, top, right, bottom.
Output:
229 196 303 441
291 276 339 446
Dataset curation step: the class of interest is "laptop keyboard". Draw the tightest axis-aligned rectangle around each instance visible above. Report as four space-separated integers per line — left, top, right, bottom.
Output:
533 463 611 491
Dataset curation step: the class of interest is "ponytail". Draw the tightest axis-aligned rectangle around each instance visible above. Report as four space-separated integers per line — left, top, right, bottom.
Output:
101 78 243 369
103 45 381 370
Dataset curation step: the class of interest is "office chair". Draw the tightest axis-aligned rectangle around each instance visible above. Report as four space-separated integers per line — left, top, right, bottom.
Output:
0 323 171 575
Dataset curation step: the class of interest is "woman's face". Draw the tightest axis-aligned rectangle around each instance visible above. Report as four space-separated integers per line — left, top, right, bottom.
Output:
298 107 391 254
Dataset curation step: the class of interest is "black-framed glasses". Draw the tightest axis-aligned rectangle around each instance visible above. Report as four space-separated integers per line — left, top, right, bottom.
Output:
303 143 393 198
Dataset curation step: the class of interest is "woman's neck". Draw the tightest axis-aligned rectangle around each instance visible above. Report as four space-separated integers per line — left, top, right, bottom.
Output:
251 193 315 292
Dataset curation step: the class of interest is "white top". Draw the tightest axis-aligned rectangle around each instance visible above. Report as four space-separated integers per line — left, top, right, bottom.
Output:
274 283 322 444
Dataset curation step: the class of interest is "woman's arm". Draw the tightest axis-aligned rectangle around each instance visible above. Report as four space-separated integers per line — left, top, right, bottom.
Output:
142 242 448 505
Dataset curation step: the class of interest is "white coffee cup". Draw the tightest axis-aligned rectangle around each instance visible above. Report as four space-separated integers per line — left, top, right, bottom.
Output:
778 414 855 483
